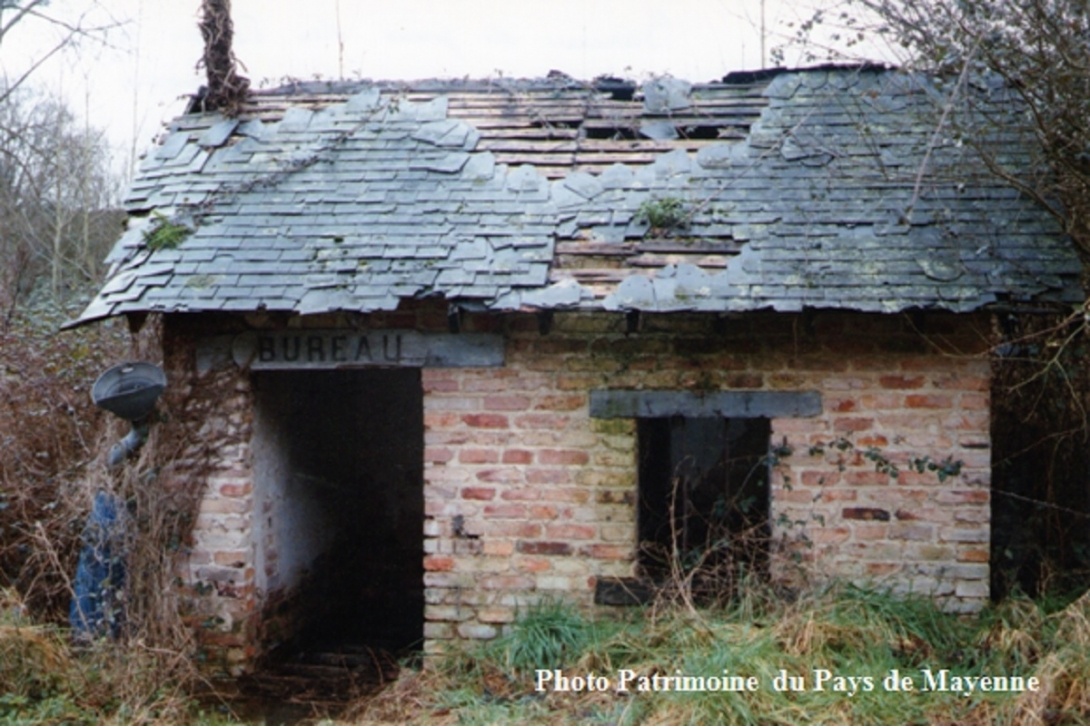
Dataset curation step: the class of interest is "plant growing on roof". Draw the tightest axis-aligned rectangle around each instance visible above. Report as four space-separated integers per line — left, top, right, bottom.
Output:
141 212 191 251
636 196 690 235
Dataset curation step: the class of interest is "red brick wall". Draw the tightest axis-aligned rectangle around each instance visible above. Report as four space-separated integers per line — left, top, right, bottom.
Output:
421 311 993 652
159 307 993 668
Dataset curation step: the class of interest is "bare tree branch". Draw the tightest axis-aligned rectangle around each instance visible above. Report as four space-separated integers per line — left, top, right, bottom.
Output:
0 1 124 106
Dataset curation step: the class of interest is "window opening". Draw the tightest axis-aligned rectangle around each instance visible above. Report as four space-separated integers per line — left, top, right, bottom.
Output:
637 416 771 602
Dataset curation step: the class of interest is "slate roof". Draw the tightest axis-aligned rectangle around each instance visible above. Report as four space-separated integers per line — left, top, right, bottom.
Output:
70 66 1083 326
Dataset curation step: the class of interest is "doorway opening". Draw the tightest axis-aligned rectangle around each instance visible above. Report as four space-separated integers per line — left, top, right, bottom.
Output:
637 416 771 601
252 368 424 654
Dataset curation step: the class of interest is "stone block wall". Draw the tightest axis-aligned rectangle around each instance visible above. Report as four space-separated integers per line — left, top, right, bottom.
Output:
156 316 258 674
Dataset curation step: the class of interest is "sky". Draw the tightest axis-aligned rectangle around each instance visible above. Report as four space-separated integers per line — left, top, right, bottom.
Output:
4 0 882 179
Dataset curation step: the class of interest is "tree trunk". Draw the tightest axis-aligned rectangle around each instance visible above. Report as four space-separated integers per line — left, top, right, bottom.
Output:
198 0 249 115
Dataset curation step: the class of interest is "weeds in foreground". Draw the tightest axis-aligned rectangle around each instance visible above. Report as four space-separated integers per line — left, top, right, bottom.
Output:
0 302 129 620
348 585 1090 726
0 305 225 725
0 588 226 725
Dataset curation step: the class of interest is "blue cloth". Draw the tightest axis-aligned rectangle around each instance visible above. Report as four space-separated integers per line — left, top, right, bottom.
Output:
69 491 127 640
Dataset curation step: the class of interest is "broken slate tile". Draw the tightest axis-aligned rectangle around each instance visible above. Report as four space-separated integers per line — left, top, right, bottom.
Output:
345 87 382 112
550 182 588 210
652 276 691 310
697 143 748 170
73 295 114 323
642 77 692 113
764 73 804 99
519 278 590 308
525 262 550 285
413 119 472 148
599 163 635 189
278 107 315 132
591 225 627 244
100 270 138 295
506 165 548 193
410 152 470 174
297 287 351 314
449 237 490 261
917 255 965 282
563 172 604 200
199 119 240 148
650 149 692 178
153 131 190 161
603 274 656 311
639 121 679 141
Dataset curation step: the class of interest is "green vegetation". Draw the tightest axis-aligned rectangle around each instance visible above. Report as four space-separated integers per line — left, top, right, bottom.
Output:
349 586 1090 725
0 589 225 725
3 578 1089 724
636 197 689 233
142 212 192 251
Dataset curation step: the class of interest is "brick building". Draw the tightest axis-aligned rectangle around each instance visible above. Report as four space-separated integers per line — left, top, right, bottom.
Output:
69 67 1081 673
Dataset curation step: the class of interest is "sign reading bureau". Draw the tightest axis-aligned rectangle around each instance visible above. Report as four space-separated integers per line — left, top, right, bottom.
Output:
231 330 505 369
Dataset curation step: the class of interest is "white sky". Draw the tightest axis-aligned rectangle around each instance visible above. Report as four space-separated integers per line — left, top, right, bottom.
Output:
4 0 886 179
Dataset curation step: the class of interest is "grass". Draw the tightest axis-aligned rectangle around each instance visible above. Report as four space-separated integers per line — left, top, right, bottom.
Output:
2 294 1089 724
347 584 1090 725
0 589 230 725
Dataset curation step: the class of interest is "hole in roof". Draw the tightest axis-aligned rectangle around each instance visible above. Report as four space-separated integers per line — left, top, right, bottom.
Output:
720 68 788 85
530 119 582 130
679 126 725 140
584 126 639 141
529 119 583 139
594 77 637 101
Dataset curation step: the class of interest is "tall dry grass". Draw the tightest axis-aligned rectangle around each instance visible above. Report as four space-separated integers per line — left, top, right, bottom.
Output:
0 307 127 619
0 306 222 724
0 585 222 724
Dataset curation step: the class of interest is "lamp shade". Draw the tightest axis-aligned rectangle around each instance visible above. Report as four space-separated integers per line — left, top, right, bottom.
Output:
91 362 166 422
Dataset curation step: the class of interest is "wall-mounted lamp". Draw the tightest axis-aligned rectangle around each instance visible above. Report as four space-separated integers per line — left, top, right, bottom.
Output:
92 362 166 468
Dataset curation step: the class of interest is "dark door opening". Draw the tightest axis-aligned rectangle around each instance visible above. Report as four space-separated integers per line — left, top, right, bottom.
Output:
253 369 424 653
637 416 771 599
